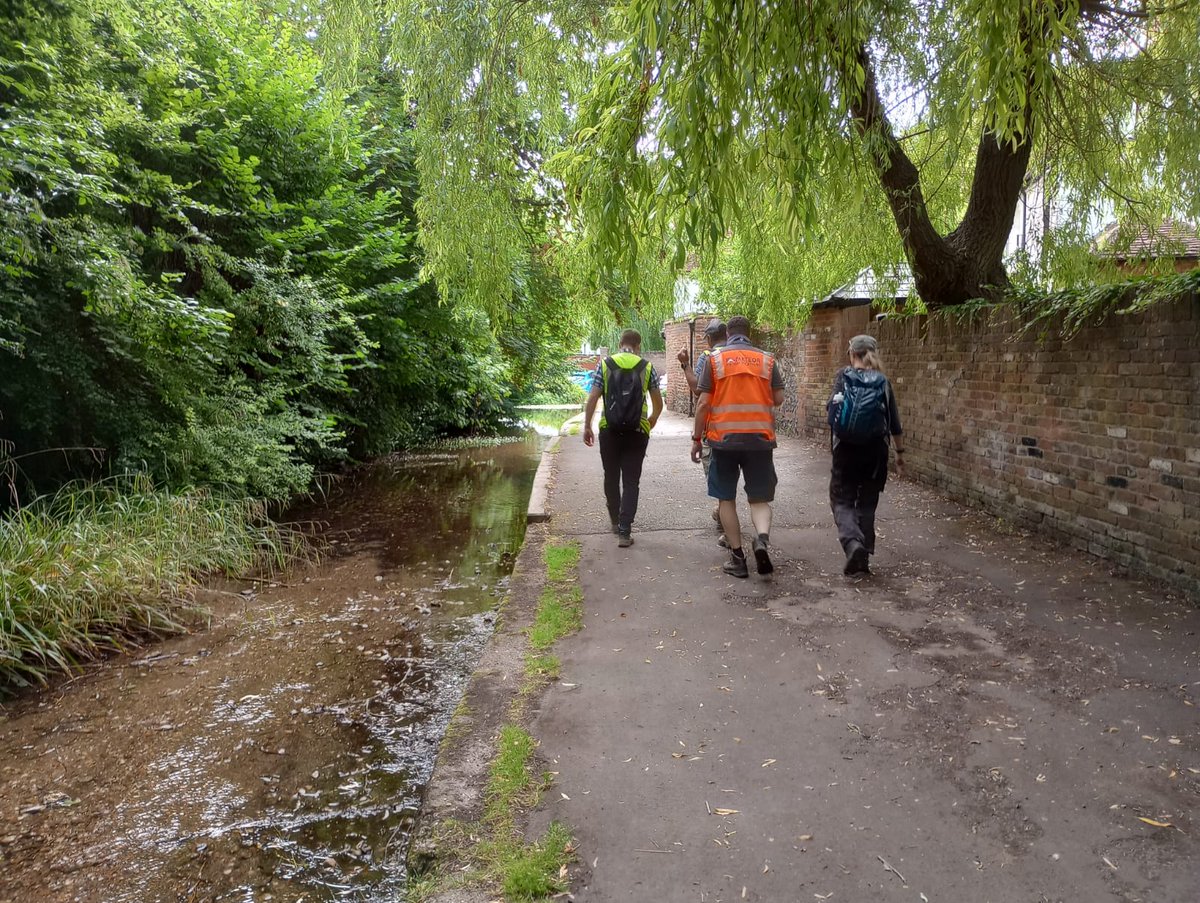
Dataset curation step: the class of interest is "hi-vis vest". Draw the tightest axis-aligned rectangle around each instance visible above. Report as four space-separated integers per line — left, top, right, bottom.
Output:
704 346 777 445
599 351 653 434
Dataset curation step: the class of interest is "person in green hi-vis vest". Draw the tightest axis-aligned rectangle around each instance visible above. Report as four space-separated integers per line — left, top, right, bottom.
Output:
582 329 664 547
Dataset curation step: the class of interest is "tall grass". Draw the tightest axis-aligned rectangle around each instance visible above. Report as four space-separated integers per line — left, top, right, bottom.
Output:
0 477 300 692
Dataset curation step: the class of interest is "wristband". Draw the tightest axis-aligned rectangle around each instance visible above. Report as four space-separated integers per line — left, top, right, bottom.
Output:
691 435 702 442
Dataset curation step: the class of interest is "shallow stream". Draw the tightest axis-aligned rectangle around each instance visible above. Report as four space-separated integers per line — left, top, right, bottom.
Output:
0 438 542 902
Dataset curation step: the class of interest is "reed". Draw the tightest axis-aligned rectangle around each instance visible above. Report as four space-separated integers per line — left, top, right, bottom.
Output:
0 476 300 692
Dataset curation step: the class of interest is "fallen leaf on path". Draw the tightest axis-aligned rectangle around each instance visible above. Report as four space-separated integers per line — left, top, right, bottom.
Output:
713 808 739 816
762 759 776 767
798 834 813 841
1103 857 1118 870
1137 817 1173 828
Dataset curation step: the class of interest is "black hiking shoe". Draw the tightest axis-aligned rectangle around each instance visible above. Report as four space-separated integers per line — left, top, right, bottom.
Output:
752 534 773 575
844 542 870 576
617 532 634 548
723 549 749 578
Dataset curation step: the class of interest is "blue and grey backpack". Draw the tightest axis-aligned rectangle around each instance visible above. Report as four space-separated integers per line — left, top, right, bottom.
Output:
830 367 889 442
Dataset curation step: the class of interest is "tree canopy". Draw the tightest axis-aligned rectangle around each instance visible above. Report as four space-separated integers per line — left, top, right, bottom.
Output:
384 0 1199 318
0 0 583 500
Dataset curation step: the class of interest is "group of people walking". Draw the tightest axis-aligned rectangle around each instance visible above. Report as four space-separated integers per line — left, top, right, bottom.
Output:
582 317 904 576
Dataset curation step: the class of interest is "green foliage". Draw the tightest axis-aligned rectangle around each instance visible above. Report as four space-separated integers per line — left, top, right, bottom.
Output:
559 0 1199 311
0 0 361 496
0 0 565 504
486 724 540 821
371 1 1197 316
528 583 583 651
320 0 665 336
501 822 573 901
1013 265 1200 339
544 540 580 583
528 540 582 651
0 477 297 691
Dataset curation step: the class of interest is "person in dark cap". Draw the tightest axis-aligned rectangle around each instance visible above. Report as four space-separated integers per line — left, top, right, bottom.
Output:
826 334 904 575
677 318 728 529
677 318 727 397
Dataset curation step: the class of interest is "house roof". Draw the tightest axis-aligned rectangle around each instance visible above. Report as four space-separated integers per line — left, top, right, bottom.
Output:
1095 220 1200 259
815 265 914 308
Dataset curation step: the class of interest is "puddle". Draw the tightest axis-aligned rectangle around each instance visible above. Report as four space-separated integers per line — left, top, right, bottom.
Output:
0 438 542 902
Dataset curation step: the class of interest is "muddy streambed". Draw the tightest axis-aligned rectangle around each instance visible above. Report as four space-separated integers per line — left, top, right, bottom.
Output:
0 438 544 902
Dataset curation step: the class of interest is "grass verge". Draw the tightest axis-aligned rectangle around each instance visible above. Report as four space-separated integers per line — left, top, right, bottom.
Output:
411 538 583 902
0 477 300 692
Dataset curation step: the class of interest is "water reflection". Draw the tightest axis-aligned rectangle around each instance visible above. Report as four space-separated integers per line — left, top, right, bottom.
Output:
124 437 543 902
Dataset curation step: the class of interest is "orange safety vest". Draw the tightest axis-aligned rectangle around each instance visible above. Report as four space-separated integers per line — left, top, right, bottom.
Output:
704 346 777 444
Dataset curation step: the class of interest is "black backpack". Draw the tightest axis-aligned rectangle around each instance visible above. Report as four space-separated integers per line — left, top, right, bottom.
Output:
603 356 649 433
830 367 889 442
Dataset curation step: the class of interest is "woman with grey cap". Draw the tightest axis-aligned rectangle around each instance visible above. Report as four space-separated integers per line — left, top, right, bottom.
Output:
826 334 904 575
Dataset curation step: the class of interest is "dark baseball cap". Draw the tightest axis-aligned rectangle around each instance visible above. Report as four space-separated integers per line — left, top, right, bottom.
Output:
703 318 726 336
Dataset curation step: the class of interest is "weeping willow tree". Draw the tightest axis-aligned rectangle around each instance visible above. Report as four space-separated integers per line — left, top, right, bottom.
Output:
317 1 678 328
562 0 1200 311
332 1 1198 317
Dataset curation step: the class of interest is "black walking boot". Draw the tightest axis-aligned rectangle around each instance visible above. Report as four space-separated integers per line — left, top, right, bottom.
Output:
723 548 749 578
844 541 870 575
752 534 773 575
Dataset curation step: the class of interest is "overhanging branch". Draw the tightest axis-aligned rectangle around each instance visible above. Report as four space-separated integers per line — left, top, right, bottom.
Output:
844 42 949 264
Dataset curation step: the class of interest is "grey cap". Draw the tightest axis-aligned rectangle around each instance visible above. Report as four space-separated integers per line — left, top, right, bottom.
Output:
849 334 878 354
704 318 726 336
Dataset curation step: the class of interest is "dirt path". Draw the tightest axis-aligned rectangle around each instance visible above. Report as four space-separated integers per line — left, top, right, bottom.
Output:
0 443 540 903
524 411 1199 902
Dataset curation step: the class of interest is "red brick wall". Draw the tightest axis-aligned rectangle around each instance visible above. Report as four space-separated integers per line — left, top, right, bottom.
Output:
662 316 717 415
567 353 601 373
768 297 1199 597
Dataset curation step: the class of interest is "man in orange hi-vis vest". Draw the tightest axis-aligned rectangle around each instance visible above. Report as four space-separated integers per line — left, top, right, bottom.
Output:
690 315 786 578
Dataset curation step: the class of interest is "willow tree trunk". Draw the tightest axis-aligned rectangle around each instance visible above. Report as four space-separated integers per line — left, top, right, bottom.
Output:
848 45 1034 309
907 132 1034 307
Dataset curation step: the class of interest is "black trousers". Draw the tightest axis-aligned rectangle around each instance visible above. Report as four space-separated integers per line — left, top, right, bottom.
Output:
830 439 890 554
598 428 650 532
